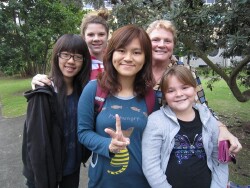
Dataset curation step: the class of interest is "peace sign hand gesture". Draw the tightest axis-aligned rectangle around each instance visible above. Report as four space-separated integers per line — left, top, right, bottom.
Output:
105 114 130 153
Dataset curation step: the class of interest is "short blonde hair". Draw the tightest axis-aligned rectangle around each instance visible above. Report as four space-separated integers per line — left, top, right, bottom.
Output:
146 20 177 45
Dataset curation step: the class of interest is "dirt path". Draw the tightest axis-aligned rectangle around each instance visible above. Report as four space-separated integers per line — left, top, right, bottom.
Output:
0 115 27 187
0 115 88 188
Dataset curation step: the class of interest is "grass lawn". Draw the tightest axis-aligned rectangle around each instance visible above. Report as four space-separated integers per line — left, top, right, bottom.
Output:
0 77 31 117
202 78 250 125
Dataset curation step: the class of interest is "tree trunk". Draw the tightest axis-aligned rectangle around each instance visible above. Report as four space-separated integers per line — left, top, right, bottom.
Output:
183 38 250 102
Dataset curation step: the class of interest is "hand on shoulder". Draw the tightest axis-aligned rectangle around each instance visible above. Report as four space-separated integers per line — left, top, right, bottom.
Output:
31 74 51 90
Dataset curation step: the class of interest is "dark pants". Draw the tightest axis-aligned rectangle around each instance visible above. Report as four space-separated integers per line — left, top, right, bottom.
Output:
25 179 36 188
26 168 80 188
58 168 80 188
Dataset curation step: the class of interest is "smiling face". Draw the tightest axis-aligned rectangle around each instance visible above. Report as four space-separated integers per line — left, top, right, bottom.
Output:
164 75 196 114
84 23 108 59
112 38 145 79
58 51 83 81
149 28 175 64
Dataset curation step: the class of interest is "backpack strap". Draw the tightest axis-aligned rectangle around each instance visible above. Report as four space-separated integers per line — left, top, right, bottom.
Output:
145 88 155 115
94 82 109 114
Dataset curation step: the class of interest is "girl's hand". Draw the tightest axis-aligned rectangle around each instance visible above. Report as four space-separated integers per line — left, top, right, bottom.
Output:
105 114 130 153
31 74 51 90
218 121 242 155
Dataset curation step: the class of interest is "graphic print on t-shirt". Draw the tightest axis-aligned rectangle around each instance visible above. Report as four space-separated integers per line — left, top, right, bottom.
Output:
107 127 134 175
174 133 206 164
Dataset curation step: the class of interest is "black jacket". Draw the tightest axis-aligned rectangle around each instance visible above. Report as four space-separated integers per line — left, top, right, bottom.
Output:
22 85 64 188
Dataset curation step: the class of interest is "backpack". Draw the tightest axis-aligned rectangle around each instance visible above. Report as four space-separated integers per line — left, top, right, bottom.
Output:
94 83 155 115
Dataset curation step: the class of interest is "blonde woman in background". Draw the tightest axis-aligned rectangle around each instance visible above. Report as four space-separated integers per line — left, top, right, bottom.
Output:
146 19 242 154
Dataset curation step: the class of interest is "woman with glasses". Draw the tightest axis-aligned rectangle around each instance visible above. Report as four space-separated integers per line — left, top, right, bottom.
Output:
22 34 92 188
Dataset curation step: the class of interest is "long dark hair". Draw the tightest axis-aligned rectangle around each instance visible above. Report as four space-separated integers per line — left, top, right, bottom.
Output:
98 24 153 98
50 34 91 103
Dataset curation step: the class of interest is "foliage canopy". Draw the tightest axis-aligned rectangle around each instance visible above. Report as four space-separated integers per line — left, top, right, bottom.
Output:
0 0 86 76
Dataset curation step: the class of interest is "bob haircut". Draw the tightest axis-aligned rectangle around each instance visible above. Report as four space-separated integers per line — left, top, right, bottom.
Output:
50 34 92 98
80 9 109 38
146 20 177 45
160 66 196 104
98 24 153 98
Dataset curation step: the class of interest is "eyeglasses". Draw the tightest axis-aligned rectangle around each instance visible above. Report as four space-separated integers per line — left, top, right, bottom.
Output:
58 52 83 62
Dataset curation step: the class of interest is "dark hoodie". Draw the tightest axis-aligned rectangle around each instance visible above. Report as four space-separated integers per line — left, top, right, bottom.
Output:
22 85 64 188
